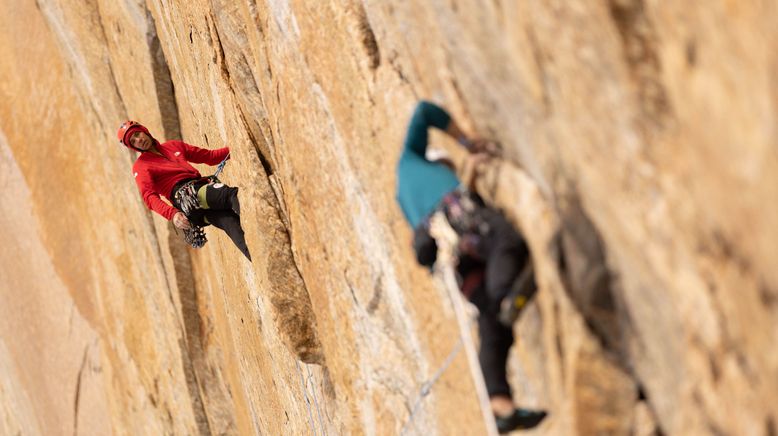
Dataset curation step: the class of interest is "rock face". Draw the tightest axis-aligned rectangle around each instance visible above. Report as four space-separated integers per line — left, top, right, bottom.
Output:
0 0 776 435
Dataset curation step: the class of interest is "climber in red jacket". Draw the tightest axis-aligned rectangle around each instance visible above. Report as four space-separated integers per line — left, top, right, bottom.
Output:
117 121 251 260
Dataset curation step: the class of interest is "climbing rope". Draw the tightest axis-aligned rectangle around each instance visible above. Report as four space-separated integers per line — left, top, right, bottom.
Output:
398 212 499 435
296 360 319 435
400 212 473 434
400 337 464 435
307 365 328 436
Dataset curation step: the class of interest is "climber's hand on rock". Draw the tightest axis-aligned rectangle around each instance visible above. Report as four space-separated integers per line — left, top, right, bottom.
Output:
469 138 501 156
467 152 491 168
462 152 491 188
173 212 191 230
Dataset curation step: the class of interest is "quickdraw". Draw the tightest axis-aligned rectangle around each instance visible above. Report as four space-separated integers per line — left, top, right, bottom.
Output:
212 156 227 180
174 180 207 248
183 224 208 248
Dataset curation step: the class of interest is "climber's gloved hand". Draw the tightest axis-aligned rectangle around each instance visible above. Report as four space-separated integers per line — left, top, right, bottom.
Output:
173 211 192 230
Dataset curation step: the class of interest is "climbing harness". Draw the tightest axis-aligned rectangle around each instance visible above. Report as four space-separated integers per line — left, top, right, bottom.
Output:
440 187 491 237
426 187 493 262
173 155 230 248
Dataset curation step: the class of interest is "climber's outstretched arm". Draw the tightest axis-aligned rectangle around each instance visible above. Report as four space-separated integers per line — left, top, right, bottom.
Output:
402 101 452 158
403 100 499 159
446 119 500 156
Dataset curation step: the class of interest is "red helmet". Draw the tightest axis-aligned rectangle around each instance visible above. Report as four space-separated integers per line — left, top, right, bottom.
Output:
117 120 152 149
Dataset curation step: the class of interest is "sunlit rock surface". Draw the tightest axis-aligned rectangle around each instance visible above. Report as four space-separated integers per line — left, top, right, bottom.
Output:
0 0 776 434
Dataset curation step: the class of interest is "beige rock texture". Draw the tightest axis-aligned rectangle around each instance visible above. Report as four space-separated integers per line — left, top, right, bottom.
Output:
0 0 776 435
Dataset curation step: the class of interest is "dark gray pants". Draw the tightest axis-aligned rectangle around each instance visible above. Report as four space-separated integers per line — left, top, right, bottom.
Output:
466 212 533 398
174 180 251 261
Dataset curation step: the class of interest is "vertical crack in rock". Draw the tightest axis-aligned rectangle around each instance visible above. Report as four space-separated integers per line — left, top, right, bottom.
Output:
608 0 673 134
92 0 130 119
238 106 324 364
168 232 217 436
206 13 231 83
206 6 278 175
254 139 275 176
558 196 625 355
347 0 381 70
206 5 324 363
235 105 290 230
388 50 414 90
177 337 213 436
105 60 129 117
34 0 113 127
145 7 181 139
244 0 274 83
236 53 278 178
555 191 668 433
239 107 275 178
35 2 209 430
72 345 89 436
555 182 648 366
140 6 224 433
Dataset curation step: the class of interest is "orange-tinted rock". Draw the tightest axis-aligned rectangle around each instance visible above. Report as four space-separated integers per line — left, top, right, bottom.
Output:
1 0 776 434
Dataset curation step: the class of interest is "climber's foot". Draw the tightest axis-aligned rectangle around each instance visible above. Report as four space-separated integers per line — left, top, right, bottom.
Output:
495 408 547 433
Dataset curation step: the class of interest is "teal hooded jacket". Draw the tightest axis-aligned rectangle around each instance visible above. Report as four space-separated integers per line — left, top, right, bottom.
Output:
396 101 460 228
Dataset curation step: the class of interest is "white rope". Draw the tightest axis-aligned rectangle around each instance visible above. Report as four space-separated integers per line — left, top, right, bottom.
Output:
400 337 464 435
432 213 497 434
399 212 498 435
307 365 328 436
296 360 318 435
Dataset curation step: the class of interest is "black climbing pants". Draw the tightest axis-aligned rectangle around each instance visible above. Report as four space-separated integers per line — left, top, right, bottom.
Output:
202 208 251 261
482 212 534 313
412 190 537 398
466 212 534 398
172 179 251 261
469 282 515 397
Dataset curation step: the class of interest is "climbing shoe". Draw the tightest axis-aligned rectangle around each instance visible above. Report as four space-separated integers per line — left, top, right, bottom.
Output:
495 408 547 433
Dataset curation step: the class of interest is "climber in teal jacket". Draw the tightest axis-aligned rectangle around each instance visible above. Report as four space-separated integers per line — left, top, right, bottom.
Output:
396 101 547 433
396 102 461 228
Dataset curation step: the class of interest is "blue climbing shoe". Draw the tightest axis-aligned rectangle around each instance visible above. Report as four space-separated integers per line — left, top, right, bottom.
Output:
495 408 547 433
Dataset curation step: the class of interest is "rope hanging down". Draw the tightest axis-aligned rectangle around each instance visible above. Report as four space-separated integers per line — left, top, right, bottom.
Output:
399 212 498 435
401 338 464 435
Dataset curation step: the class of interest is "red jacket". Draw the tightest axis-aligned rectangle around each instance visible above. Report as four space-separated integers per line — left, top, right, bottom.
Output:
132 140 230 220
